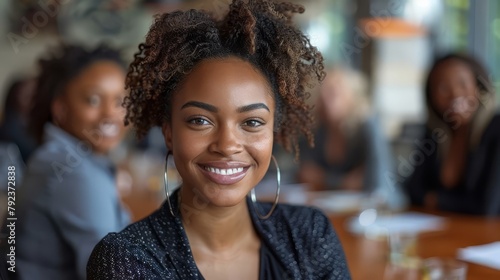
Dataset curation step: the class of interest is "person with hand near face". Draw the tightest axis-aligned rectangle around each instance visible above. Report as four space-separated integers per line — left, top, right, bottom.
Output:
13 45 131 280
86 0 351 279
405 53 500 216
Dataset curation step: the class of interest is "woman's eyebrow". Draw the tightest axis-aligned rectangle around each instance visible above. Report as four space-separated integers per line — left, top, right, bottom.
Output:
237 103 270 113
181 101 218 112
181 101 270 113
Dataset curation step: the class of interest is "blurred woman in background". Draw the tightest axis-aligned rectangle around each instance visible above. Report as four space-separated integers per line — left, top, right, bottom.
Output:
0 76 37 229
298 68 396 195
405 53 500 216
0 75 37 163
15 44 131 280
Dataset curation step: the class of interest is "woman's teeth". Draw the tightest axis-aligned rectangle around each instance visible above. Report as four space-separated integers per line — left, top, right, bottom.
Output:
204 167 244 175
99 123 119 137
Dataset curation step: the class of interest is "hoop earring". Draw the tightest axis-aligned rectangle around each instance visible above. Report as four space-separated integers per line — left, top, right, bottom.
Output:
251 155 280 219
164 152 175 217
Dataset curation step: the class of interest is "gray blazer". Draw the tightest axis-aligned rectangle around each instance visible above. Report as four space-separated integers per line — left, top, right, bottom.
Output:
15 124 130 280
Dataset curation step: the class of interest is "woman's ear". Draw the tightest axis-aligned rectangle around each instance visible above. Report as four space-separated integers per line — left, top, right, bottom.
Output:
51 97 66 126
162 123 173 151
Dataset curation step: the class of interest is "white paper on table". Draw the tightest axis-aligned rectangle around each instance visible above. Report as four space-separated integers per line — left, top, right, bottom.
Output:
347 212 447 236
457 242 500 270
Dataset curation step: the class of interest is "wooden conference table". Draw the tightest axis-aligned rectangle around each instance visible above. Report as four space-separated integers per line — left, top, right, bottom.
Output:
122 188 500 280
330 211 500 280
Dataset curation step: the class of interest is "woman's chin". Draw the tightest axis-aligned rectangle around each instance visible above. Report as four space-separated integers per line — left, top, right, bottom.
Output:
92 140 121 155
189 187 249 209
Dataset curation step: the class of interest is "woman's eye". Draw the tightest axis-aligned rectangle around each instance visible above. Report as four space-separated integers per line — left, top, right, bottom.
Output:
189 118 210 126
244 119 264 128
115 97 124 107
87 95 101 106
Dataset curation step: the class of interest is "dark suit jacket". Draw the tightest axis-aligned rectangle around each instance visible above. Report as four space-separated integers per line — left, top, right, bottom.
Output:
87 190 351 279
405 114 500 216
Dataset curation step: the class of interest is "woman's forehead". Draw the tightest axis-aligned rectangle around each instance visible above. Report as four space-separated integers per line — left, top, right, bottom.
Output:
173 57 275 105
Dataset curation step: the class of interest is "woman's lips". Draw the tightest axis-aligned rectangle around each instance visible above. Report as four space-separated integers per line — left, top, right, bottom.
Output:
198 164 249 185
99 122 120 138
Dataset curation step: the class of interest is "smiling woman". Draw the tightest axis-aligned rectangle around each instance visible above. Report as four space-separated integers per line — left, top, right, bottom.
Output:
14 45 131 280
86 0 351 279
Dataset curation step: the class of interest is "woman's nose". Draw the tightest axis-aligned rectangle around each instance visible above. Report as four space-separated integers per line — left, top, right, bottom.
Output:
101 100 124 118
209 124 243 156
449 84 469 99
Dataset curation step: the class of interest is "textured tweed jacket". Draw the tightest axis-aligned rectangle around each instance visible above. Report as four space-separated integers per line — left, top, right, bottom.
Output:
87 190 351 279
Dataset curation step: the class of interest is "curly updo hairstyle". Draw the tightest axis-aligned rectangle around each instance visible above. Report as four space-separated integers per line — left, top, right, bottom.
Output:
124 0 325 156
30 44 126 144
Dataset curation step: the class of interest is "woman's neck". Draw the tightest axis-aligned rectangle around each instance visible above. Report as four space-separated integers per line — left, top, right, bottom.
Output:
179 188 258 253
450 122 471 138
439 123 472 189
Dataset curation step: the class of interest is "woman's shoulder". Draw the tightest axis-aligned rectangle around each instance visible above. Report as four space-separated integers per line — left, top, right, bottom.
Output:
97 209 166 249
87 204 200 279
480 113 500 144
24 139 115 191
87 211 172 279
26 141 64 168
26 140 92 176
90 219 154 259
87 234 165 279
486 113 500 132
92 204 185 253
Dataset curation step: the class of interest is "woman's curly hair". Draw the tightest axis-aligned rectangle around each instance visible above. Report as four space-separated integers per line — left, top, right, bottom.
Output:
30 44 126 144
124 0 325 156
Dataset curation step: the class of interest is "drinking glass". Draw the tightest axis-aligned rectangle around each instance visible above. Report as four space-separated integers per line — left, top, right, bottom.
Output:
388 231 419 268
421 258 467 280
